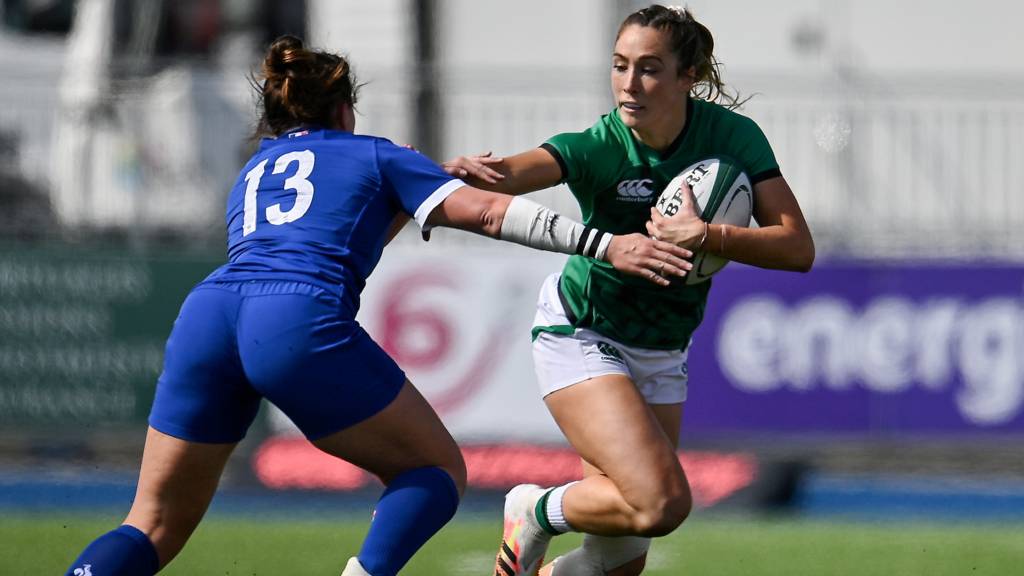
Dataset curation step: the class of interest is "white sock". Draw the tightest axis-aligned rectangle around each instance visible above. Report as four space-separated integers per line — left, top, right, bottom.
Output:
551 535 652 575
545 481 579 533
340 557 371 576
549 547 601 576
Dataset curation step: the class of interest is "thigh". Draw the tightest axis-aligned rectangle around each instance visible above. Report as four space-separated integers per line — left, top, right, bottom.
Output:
149 285 261 444
579 403 684 477
238 290 406 441
545 374 683 499
311 380 466 492
650 403 683 450
125 427 237 567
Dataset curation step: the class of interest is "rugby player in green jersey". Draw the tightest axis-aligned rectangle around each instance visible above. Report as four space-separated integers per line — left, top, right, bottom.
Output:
445 5 814 576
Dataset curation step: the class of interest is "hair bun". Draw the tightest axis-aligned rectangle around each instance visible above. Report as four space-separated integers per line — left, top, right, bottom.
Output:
255 35 359 136
665 5 692 22
265 35 305 75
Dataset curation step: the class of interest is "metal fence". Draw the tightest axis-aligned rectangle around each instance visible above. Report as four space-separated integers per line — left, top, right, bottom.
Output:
746 77 1024 259
2 55 1023 259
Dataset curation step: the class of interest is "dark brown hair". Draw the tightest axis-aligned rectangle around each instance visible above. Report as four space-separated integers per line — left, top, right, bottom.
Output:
253 35 360 136
618 5 746 108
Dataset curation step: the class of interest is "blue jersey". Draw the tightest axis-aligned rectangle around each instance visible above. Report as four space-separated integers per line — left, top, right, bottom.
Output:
205 127 463 317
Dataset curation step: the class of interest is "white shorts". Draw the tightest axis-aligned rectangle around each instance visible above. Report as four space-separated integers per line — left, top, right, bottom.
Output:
531 273 689 404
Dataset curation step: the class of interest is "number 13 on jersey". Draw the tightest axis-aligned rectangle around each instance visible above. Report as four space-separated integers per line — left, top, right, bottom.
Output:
242 149 316 236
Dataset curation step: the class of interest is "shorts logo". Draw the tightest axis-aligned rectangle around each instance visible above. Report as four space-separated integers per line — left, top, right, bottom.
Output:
596 341 624 363
74 566 93 576
615 179 655 203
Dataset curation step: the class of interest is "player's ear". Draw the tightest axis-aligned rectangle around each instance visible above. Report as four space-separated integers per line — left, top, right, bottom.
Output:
679 65 696 92
335 102 356 132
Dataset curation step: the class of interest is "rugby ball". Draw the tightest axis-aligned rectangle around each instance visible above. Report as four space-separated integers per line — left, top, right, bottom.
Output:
655 157 753 284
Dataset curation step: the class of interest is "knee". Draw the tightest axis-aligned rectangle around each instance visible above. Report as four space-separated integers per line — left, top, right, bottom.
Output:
439 453 467 497
414 440 466 497
437 434 468 496
630 483 692 537
379 456 466 498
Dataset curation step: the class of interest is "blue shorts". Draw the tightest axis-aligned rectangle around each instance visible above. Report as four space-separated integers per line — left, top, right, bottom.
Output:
149 280 406 443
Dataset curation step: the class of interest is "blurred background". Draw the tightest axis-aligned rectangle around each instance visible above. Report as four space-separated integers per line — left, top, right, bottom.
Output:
1 0 1023 574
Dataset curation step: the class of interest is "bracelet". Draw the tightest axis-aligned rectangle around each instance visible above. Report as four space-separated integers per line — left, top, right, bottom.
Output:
697 221 709 251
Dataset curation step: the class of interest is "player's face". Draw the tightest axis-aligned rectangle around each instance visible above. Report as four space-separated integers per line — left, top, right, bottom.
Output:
611 25 693 134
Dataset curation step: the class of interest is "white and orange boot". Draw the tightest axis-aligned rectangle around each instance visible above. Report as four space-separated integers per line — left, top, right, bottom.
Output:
494 484 553 576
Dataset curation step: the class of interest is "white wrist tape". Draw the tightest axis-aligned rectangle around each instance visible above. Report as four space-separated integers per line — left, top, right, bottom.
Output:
499 196 612 260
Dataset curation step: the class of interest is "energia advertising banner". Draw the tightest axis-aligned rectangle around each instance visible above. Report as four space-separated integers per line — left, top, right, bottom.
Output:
686 262 1024 435
255 251 1024 498
351 250 1024 438
7 245 1020 499
3 245 1021 440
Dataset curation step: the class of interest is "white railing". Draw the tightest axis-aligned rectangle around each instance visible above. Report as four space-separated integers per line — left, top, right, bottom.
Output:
2 65 1023 259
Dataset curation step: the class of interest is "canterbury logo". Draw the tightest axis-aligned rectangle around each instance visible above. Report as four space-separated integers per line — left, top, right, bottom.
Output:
597 341 624 362
616 179 654 201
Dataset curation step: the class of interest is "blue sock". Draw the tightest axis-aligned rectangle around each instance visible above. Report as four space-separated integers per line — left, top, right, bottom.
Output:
357 466 460 576
65 524 159 576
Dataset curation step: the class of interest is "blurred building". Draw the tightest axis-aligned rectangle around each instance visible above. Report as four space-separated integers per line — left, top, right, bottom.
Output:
0 0 1021 255
1 0 1023 481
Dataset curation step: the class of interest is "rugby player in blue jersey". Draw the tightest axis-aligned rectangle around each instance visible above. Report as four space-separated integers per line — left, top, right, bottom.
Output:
63 36 694 576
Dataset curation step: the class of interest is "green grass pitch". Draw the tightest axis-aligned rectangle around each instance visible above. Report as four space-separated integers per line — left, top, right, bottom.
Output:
10 512 1022 575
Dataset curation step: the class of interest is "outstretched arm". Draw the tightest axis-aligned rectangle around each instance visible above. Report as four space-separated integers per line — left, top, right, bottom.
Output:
442 148 563 196
646 176 814 272
427 185 693 286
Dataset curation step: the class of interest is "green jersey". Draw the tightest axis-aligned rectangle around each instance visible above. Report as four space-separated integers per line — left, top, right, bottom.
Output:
537 98 780 350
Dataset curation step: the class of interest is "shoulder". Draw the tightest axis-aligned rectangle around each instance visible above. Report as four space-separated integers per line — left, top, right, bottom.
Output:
693 99 763 134
546 111 629 161
319 130 395 151
691 99 773 153
314 132 423 173
264 131 390 161
691 99 779 178
542 112 630 186
586 111 626 138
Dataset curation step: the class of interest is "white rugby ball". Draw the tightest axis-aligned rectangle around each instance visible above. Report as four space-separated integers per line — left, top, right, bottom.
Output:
655 157 753 284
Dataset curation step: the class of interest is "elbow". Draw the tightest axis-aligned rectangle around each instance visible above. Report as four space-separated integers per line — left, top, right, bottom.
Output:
439 187 510 238
478 195 508 238
793 238 815 273
794 253 815 273
773 231 814 273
